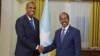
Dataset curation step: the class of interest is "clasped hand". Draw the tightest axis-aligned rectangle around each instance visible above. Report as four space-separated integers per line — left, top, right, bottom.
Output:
37 45 44 53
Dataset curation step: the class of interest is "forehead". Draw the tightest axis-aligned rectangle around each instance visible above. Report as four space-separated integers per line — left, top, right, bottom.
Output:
27 3 35 7
60 14 67 18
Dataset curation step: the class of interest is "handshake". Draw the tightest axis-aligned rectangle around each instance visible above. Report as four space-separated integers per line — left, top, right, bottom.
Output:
37 45 44 53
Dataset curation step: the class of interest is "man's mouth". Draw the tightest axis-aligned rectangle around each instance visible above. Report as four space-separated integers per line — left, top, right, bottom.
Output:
62 22 66 25
30 11 34 15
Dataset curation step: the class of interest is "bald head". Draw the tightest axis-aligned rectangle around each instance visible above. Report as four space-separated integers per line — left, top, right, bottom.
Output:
59 12 69 20
26 2 36 8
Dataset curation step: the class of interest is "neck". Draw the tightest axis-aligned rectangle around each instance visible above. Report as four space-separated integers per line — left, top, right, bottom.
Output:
27 14 33 18
63 24 69 28
63 25 67 28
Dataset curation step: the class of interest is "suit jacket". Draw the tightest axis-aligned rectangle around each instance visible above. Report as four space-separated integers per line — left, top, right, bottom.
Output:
15 14 40 56
43 26 81 56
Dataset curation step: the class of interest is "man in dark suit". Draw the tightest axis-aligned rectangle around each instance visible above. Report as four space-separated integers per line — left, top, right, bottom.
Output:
39 12 81 56
15 2 41 56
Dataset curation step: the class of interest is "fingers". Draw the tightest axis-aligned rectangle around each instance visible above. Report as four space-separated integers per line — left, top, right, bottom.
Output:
37 45 44 53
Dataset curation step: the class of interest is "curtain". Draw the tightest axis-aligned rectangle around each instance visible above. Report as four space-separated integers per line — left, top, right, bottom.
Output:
70 2 91 48
48 50 56 56
89 0 100 47
32 0 44 21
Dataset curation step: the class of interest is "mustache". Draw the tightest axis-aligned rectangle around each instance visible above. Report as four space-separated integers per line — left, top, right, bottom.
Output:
61 21 66 23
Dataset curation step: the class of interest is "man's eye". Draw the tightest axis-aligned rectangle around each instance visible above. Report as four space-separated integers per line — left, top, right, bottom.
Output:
29 7 32 9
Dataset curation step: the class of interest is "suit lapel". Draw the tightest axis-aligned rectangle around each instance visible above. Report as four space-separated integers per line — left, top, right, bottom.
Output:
57 28 62 45
33 18 37 32
24 14 37 32
24 14 32 27
24 14 35 34
33 18 38 36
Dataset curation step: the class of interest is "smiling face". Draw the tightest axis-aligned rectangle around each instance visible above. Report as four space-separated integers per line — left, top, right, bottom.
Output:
26 2 36 18
59 12 69 28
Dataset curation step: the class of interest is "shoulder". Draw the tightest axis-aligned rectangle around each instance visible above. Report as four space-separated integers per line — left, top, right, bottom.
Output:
70 26 80 33
15 15 27 25
55 28 62 33
16 15 26 22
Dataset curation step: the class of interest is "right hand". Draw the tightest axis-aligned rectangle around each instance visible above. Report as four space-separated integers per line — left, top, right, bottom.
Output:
37 45 44 53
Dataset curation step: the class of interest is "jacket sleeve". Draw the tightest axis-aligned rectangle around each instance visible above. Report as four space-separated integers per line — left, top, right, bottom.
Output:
15 18 38 51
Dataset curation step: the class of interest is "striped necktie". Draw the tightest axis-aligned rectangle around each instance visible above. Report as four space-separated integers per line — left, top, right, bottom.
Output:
30 19 35 32
61 29 65 43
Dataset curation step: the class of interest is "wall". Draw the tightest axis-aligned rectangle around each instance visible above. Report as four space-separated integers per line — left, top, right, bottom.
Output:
0 0 30 56
0 0 13 56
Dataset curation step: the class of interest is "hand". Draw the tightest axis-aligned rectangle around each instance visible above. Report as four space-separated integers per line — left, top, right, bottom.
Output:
37 45 44 53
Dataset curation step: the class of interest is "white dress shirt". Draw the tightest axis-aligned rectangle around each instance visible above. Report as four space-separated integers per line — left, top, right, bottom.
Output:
61 25 69 35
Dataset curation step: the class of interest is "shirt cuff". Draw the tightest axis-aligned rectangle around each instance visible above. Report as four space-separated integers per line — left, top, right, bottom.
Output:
36 45 39 50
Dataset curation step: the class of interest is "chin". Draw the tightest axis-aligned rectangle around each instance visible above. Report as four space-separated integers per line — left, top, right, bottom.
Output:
62 26 65 28
63 25 67 28
29 15 33 17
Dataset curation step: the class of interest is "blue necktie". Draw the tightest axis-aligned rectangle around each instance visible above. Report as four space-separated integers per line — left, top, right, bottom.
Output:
61 29 65 43
30 19 35 32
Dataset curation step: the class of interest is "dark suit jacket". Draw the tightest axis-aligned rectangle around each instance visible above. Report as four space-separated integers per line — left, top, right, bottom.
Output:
43 26 81 56
15 14 40 56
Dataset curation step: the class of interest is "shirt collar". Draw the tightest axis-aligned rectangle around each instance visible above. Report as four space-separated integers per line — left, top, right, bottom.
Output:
62 25 69 30
26 14 33 20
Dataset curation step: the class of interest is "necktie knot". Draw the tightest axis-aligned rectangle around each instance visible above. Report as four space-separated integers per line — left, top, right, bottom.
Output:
62 29 65 32
30 19 33 23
